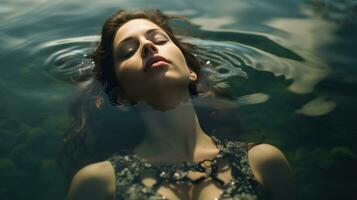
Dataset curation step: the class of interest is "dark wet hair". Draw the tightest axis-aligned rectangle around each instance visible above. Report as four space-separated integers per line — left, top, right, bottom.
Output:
93 9 201 105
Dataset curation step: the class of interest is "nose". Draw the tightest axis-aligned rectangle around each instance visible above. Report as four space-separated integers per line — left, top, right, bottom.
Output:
141 40 158 58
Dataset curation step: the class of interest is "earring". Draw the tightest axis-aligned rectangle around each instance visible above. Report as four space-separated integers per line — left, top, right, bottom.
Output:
189 81 199 95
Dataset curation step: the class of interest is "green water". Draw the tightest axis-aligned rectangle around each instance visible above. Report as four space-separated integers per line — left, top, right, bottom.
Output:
0 0 356 199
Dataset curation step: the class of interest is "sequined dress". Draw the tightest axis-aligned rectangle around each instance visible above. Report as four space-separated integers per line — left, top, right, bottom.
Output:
108 136 265 200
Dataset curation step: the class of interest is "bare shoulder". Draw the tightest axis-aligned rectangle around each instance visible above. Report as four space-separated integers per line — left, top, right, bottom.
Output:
248 143 288 166
66 161 116 200
247 144 296 200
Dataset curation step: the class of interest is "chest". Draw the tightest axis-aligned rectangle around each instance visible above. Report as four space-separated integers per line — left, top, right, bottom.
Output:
139 159 234 200
110 140 264 200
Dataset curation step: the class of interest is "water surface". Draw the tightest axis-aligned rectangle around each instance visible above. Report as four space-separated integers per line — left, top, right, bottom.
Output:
0 0 356 199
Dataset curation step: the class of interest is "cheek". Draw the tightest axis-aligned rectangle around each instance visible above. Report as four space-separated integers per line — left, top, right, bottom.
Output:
115 61 147 98
116 56 142 79
165 45 189 72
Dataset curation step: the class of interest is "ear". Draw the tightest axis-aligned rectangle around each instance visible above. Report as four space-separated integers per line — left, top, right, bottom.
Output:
188 69 197 82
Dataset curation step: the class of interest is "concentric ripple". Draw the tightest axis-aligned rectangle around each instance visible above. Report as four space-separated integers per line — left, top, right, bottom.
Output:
38 30 329 109
40 35 99 82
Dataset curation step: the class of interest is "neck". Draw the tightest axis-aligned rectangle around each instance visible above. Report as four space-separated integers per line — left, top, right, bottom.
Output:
133 98 218 164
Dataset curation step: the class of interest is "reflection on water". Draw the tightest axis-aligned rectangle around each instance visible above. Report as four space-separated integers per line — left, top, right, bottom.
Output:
296 97 337 116
1 0 356 200
304 0 357 24
266 17 335 94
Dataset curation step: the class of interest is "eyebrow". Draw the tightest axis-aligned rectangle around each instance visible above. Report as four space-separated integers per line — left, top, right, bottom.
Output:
115 28 163 51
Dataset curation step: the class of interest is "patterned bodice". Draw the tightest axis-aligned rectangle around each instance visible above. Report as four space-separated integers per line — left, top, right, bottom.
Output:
108 136 265 200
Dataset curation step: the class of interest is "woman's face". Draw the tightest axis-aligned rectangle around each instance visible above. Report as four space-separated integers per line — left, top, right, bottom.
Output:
112 19 197 107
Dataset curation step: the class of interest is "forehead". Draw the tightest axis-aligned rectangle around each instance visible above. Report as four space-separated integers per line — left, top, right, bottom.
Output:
114 19 163 45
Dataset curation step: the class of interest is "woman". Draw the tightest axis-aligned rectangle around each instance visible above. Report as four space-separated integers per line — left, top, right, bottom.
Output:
65 9 295 200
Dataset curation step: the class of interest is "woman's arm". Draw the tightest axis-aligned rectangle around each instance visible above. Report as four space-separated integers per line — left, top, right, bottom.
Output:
66 161 115 200
248 144 296 200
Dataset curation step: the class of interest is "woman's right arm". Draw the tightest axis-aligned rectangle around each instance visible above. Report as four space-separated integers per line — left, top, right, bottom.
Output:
66 161 116 200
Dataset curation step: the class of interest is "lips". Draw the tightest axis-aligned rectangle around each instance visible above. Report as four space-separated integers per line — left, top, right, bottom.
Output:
144 55 169 72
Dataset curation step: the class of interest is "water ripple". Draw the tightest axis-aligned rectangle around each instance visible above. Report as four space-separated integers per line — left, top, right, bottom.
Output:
37 29 329 108
39 36 98 82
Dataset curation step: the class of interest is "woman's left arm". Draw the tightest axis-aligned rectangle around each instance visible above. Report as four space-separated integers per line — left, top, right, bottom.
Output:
248 144 296 200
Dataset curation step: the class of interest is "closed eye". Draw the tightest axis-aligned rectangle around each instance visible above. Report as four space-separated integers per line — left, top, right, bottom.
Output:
117 43 138 60
152 32 169 44
122 48 135 58
115 30 169 60
154 39 168 44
